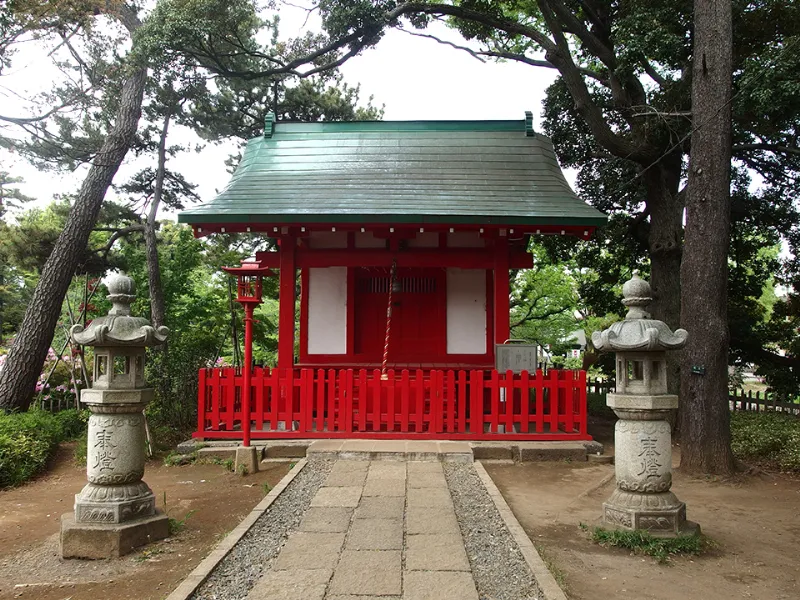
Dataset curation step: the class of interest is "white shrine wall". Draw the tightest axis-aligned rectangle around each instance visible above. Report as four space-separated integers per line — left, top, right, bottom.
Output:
446 268 487 354
307 267 347 354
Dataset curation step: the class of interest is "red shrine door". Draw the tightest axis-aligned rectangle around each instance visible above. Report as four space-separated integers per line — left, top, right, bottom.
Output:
354 267 446 365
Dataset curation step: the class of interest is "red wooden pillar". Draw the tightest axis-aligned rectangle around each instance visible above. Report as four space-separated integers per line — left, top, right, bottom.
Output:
278 236 296 369
493 235 510 345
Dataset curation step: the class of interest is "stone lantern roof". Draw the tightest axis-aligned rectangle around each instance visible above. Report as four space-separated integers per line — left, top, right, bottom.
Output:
70 273 168 347
591 272 687 352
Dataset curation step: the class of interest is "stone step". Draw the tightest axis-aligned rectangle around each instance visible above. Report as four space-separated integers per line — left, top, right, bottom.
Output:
180 439 604 463
307 440 474 462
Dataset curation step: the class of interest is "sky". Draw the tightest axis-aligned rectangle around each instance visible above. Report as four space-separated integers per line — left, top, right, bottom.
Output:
0 3 560 215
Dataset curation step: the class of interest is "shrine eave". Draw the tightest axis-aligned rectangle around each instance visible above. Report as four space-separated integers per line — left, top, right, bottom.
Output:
178 213 607 227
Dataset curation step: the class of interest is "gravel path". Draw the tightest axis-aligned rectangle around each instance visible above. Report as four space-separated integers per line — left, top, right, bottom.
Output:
190 459 333 600
444 462 543 600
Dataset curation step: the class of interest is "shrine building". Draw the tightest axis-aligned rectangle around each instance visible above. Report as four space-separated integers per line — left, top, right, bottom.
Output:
179 113 605 442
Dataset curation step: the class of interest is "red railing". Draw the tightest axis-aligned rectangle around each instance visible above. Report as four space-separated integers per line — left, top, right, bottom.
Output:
194 367 589 441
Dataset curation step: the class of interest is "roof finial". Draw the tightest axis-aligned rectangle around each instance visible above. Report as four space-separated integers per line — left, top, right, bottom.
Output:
525 111 534 136
264 112 275 138
621 270 652 320
106 272 136 316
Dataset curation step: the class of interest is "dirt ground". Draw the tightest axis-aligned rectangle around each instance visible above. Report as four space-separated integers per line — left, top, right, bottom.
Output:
3 431 800 600
486 422 800 600
0 443 291 600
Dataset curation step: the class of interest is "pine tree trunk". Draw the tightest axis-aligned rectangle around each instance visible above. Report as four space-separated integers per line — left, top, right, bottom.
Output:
643 158 683 331
643 158 684 398
0 62 146 412
144 110 171 330
679 0 736 474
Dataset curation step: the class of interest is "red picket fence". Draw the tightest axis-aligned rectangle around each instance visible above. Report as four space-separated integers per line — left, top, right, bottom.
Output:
194 367 589 441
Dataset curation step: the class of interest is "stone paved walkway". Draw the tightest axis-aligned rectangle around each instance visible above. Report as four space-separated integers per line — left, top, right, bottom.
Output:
246 459 479 600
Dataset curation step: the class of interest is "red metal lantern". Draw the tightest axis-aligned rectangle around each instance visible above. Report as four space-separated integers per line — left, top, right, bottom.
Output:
222 260 275 447
222 260 275 304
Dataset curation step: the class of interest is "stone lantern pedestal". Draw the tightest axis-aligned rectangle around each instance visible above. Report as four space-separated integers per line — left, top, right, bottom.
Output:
60 274 170 559
592 273 699 537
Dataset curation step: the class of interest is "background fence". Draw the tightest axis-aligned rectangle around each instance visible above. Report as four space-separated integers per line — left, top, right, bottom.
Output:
587 378 800 417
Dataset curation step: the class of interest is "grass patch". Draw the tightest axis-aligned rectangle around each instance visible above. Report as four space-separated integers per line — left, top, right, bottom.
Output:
581 524 704 563
214 456 235 472
163 449 199 466
73 430 88 466
163 492 196 536
195 455 236 471
730 411 800 471
135 546 167 562
0 409 89 488
168 510 196 536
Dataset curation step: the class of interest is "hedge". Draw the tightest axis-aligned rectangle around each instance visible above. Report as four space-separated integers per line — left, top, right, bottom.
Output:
0 409 88 488
730 411 800 471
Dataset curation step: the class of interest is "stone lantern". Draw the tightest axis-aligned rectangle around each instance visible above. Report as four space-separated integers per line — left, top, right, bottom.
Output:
60 273 170 558
591 272 698 536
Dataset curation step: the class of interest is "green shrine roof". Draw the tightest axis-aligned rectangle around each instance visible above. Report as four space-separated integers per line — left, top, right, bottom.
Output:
178 115 606 227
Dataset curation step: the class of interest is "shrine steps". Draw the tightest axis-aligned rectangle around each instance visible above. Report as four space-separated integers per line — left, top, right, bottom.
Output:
176 438 605 464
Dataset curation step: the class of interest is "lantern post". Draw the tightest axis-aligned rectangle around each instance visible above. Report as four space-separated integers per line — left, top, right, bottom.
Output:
61 273 169 558
222 260 274 472
592 272 699 536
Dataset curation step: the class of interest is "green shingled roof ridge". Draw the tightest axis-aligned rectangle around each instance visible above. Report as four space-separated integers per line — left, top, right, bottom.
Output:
178 119 606 226
269 119 526 134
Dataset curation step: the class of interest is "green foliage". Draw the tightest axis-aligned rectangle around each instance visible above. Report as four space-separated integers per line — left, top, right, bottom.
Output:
163 450 197 466
163 492 196 535
0 408 88 487
510 243 580 348
581 524 704 563
73 429 88 466
550 356 582 370
105 223 231 444
137 0 382 146
535 1 800 393
203 456 235 472
586 391 615 419
55 407 90 439
730 412 800 471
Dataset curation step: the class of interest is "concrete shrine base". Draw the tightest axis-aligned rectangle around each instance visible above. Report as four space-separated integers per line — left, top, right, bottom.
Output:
235 446 261 475
60 511 170 559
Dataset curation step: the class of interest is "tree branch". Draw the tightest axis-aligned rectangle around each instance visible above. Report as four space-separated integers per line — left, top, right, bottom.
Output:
478 50 607 83
394 2 656 162
399 28 486 62
732 143 800 157
93 224 144 258
641 59 668 87
512 305 570 329
0 97 84 125
749 347 800 369
546 0 617 69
